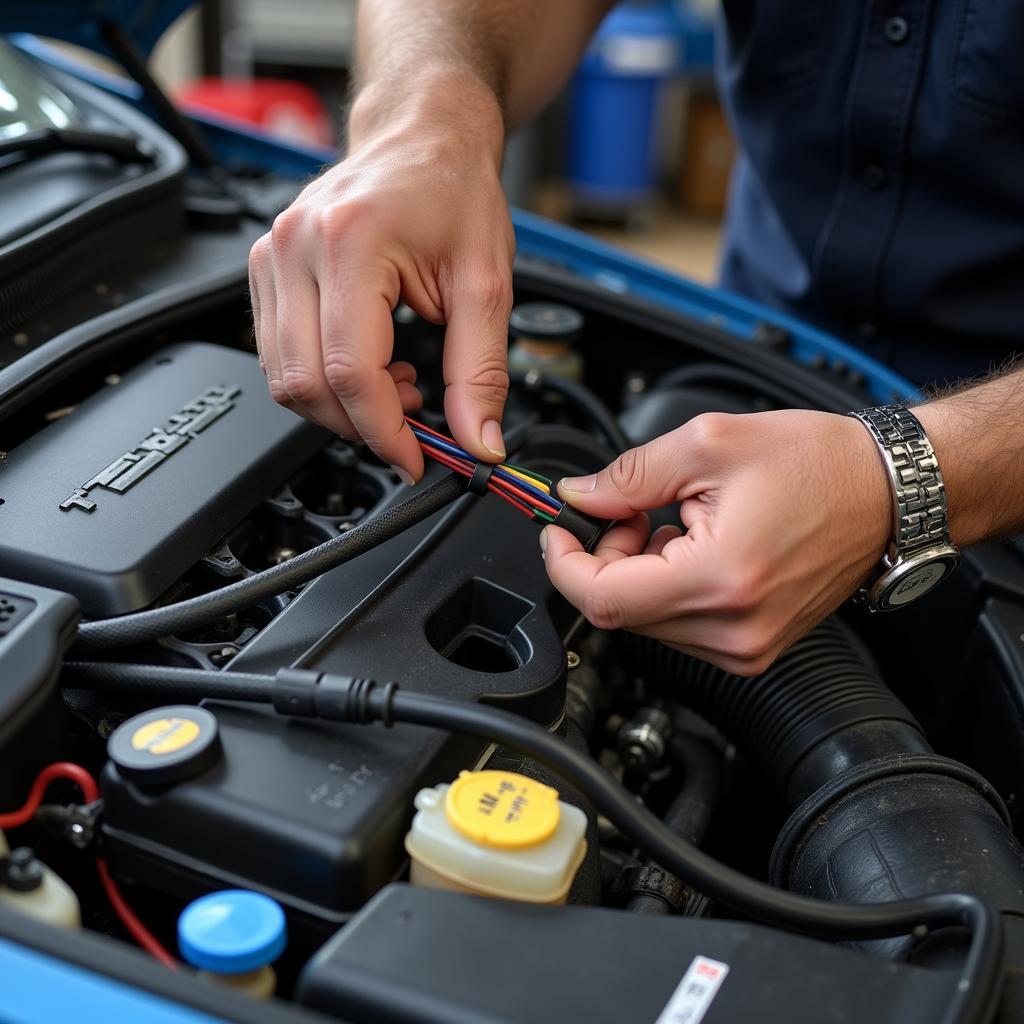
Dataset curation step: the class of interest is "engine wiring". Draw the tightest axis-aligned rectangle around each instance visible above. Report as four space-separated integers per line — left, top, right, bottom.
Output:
0 762 177 971
406 416 609 547
406 416 563 522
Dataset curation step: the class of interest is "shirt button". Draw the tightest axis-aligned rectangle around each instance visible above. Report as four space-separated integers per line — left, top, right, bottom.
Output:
884 16 909 43
862 164 888 190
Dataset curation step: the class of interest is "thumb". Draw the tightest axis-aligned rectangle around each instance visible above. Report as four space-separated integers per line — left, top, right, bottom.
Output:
557 429 695 519
442 264 514 463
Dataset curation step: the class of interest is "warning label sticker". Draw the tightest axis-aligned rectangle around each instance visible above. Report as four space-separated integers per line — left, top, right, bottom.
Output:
653 955 730 1024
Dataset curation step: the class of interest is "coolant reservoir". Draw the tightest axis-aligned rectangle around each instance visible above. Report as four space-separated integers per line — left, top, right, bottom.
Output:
405 770 587 904
0 845 81 929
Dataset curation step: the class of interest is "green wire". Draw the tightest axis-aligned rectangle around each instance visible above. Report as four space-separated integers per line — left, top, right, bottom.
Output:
503 461 554 487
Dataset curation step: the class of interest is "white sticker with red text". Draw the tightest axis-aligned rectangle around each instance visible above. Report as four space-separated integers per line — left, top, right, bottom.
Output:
653 955 730 1024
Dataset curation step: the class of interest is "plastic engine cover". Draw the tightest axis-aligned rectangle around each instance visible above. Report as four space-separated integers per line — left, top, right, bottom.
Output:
0 342 325 615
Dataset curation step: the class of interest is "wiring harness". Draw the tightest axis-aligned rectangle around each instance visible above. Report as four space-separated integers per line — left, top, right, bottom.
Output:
407 416 608 548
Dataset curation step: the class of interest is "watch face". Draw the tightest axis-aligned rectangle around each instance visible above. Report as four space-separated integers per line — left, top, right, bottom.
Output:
875 551 959 610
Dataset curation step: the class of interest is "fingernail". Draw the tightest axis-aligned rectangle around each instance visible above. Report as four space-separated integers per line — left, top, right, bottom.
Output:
539 527 548 557
482 419 506 458
392 465 415 486
560 474 597 494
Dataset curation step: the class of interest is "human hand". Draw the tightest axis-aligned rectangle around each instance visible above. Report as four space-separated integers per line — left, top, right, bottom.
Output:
542 411 892 675
248 72 514 482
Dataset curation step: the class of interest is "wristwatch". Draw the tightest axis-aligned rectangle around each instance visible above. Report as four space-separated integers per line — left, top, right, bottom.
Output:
848 405 960 612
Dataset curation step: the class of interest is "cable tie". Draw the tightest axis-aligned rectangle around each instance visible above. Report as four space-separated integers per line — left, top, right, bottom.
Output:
468 460 495 496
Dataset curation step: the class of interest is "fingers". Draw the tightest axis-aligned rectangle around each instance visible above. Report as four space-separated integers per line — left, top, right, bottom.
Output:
317 259 424 480
556 413 730 519
250 234 281 393
442 263 513 463
644 524 683 557
273 252 360 437
542 521 711 630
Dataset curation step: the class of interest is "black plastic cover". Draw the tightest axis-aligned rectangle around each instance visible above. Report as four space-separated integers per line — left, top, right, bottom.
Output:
0 577 78 749
298 884 954 1024
0 341 325 615
0 576 78 805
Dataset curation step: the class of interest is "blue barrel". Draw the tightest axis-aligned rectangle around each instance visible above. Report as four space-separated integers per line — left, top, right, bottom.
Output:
569 2 682 212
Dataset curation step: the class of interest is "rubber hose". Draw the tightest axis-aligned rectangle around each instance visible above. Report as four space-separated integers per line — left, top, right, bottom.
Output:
631 618 925 804
62 662 276 703
75 472 468 651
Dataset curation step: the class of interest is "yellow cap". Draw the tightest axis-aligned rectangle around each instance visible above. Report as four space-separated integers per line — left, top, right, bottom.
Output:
444 770 561 849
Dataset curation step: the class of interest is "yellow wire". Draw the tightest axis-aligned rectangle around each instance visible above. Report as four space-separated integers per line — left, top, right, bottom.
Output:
501 465 552 494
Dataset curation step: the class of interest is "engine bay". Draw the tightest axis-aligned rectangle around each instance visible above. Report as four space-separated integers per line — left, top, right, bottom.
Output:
4 34 1024 1024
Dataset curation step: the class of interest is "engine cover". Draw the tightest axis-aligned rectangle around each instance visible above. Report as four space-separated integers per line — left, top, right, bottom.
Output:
0 342 324 615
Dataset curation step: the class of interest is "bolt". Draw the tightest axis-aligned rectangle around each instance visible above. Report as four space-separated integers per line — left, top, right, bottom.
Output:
566 650 581 670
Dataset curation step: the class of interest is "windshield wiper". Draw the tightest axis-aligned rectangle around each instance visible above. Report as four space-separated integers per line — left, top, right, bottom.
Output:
0 127 155 167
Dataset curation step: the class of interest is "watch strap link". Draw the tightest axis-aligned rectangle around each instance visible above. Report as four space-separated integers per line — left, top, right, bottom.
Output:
848 405 952 556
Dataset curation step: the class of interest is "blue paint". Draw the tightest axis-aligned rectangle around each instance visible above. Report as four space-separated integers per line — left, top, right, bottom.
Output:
0 937 225 1024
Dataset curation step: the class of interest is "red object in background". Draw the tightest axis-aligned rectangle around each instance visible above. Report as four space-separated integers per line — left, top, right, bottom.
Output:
176 77 333 147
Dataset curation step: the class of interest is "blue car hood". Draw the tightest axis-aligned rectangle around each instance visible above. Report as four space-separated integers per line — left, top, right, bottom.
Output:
0 1 192 59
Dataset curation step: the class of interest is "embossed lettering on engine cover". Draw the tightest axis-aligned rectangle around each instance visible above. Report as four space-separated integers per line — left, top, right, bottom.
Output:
59 384 241 513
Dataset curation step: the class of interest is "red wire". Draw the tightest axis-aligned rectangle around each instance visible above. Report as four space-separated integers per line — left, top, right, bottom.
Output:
422 446 472 476
96 859 177 971
0 762 99 830
491 476 552 511
487 482 536 518
404 415 453 445
0 761 177 971
410 417 541 519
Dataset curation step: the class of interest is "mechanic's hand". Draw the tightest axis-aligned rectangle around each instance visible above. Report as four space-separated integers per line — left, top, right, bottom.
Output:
248 82 514 482
542 411 892 676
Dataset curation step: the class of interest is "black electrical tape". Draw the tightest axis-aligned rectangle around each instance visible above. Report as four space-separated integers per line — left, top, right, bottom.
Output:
468 461 495 496
553 504 612 552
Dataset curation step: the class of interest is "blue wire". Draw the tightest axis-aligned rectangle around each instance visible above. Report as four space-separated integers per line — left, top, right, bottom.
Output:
493 467 562 512
411 425 563 513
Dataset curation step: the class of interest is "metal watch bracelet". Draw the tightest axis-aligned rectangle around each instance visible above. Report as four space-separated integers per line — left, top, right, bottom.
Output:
848 404 959 610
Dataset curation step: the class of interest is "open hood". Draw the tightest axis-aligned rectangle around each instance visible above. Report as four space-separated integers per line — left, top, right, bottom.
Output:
0 1 193 60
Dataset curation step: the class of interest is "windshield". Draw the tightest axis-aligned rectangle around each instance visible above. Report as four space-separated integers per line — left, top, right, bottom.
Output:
0 38 83 141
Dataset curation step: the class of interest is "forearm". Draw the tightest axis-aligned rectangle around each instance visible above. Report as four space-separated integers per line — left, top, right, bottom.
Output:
913 365 1024 546
350 0 611 152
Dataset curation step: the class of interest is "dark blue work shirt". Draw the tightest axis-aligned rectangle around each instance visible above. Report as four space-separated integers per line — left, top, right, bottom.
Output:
715 1 1024 387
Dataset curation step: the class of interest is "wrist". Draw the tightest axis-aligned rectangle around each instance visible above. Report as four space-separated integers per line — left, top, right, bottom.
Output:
348 67 505 169
838 414 894 570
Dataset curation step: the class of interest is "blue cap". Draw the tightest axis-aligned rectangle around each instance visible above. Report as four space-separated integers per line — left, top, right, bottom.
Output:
178 890 286 974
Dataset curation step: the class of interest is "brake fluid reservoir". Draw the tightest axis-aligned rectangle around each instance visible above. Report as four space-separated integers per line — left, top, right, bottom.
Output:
405 770 587 904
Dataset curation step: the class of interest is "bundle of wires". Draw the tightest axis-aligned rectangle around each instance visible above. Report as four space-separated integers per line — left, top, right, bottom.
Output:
406 416 564 524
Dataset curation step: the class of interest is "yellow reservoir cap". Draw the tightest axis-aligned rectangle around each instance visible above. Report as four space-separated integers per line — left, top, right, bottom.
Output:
444 770 561 849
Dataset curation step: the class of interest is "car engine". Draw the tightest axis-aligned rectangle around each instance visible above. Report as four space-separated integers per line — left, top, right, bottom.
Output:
4 33 1024 1024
